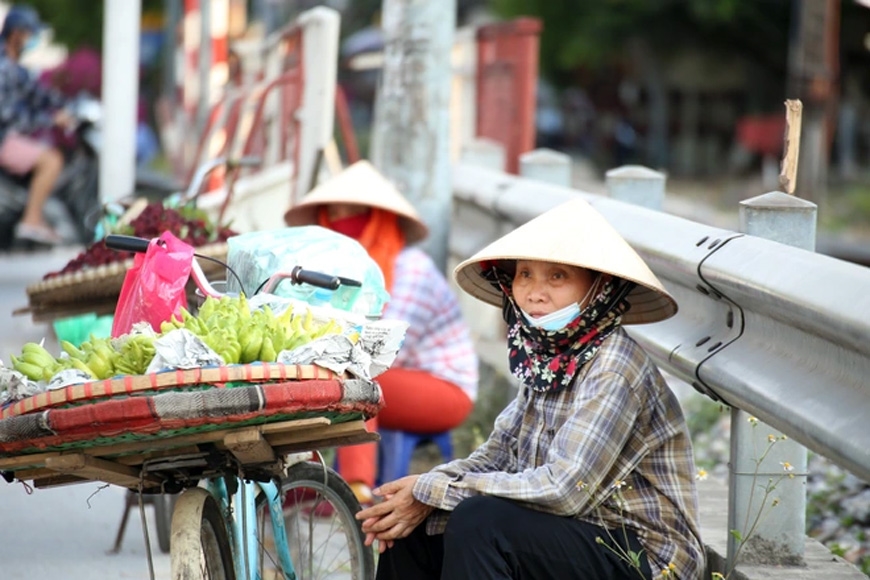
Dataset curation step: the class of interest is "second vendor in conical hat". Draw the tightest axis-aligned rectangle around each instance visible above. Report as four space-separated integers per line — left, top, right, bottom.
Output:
284 160 479 507
357 198 704 580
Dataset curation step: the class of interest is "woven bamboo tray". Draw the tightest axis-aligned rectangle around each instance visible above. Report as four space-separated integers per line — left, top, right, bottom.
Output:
0 363 383 491
18 242 228 322
1 362 338 419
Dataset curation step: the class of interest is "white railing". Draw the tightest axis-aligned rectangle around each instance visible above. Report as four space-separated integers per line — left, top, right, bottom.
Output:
451 160 870 482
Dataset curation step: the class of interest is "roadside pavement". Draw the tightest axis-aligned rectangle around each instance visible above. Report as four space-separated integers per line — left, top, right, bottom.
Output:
0 246 171 579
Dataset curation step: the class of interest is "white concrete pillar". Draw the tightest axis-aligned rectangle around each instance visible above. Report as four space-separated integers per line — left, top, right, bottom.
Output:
519 148 571 187
728 191 817 567
294 7 339 202
605 165 666 210
100 0 141 203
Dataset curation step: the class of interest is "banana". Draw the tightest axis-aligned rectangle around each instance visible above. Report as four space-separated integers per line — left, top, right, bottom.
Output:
161 319 180 334
10 354 44 381
20 342 56 368
61 340 88 361
68 357 98 379
258 336 277 362
198 296 217 321
237 293 250 321
113 357 138 376
86 351 114 379
22 341 53 358
312 319 340 339
239 326 264 363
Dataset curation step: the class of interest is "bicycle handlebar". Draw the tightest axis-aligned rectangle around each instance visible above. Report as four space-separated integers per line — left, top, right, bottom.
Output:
105 234 362 297
291 266 340 290
106 234 150 254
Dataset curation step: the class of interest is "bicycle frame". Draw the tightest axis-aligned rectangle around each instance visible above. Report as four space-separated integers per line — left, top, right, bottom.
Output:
207 476 297 580
103 225 371 579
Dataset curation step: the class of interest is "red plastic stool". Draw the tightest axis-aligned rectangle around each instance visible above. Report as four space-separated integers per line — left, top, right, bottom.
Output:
378 429 453 484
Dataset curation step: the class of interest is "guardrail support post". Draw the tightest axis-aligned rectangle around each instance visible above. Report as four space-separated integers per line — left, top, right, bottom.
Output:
519 148 572 187
604 165 666 210
728 190 817 567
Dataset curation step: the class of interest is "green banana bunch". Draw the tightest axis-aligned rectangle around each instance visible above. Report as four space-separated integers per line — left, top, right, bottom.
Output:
114 334 156 376
10 341 56 381
148 294 346 366
202 327 241 364
83 337 118 379
238 324 264 363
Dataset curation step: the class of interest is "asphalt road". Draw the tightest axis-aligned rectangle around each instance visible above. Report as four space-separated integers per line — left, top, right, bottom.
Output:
0 247 170 579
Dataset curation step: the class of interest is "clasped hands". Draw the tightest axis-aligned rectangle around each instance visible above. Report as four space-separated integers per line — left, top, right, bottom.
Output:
355 475 434 553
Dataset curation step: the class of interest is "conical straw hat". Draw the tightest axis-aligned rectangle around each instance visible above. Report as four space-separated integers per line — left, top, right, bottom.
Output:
283 160 429 244
453 198 677 325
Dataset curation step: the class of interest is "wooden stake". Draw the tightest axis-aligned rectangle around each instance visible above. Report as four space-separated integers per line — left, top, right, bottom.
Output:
779 99 803 195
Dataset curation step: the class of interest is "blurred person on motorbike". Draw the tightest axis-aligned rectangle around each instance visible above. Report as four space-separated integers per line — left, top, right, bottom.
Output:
0 4 73 246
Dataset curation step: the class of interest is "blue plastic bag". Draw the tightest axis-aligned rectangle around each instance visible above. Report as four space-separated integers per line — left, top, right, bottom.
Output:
226 226 389 318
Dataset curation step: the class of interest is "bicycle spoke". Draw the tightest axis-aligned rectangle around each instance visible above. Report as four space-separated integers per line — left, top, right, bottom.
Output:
255 462 373 580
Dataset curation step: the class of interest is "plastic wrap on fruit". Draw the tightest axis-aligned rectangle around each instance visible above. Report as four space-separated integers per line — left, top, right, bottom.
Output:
0 364 42 404
278 319 408 380
46 368 100 391
357 319 409 377
145 328 224 374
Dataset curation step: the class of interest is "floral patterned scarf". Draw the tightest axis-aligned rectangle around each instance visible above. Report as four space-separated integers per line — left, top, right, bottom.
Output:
483 266 635 393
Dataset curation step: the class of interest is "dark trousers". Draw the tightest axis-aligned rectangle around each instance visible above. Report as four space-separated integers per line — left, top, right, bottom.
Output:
376 495 653 580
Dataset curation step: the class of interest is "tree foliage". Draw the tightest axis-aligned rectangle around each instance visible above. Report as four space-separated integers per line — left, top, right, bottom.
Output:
23 0 164 51
490 0 792 85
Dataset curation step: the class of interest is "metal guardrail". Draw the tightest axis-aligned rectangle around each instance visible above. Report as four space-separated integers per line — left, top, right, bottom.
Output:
452 162 870 483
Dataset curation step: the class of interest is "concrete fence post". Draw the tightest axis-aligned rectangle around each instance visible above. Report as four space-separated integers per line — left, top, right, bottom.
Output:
519 148 572 187
729 191 817 567
460 138 506 171
296 7 340 204
605 165 666 210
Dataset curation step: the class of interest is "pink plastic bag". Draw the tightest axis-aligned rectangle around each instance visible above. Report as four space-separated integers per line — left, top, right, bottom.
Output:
112 231 194 337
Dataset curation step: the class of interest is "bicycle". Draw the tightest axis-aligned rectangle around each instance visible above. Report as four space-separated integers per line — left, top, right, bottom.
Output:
105 232 377 580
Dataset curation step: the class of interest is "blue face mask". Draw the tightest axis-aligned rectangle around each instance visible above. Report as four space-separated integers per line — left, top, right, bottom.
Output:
521 301 581 331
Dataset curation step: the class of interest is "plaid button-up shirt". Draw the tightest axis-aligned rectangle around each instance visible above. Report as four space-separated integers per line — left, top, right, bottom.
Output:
413 328 704 579
383 247 479 401
0 43 64 143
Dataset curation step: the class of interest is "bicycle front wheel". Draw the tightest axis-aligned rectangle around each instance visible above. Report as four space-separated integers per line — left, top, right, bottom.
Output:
256 461 375 580
171 487 236 580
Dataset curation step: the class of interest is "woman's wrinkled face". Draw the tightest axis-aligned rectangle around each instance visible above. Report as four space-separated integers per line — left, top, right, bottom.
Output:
511 259 595 318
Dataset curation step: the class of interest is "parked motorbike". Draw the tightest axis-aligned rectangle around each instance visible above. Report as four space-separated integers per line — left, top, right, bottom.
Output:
0 94 180 251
